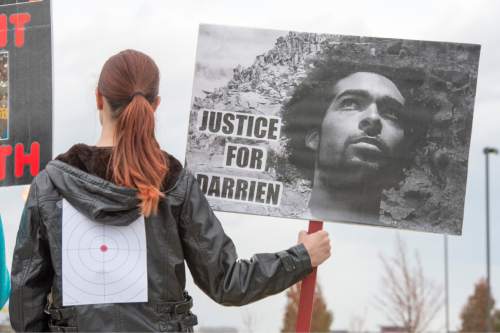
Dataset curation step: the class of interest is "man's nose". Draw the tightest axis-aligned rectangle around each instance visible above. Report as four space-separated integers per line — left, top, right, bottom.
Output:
358 103 382 137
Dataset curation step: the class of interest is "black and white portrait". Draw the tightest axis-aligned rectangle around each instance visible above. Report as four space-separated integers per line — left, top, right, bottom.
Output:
185 24 480 235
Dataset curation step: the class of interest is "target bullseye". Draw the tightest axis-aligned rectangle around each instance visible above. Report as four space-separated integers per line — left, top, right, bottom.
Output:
100 244 108 252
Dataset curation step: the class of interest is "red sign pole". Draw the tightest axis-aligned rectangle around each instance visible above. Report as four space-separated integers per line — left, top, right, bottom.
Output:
296 220 324 333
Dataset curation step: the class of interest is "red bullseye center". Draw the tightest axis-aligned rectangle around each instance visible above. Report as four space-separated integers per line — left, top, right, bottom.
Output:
100 244 108 252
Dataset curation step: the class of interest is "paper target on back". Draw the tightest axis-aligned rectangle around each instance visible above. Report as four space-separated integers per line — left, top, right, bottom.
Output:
62 199 148 306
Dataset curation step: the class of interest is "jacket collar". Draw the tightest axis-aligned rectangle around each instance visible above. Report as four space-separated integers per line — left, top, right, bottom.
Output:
44 144 184 226
54 143 184 192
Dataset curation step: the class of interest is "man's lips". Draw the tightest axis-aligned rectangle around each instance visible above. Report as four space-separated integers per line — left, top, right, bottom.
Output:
347 137 390 157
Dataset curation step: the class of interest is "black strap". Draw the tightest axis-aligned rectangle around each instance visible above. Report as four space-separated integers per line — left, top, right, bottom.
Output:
45 306 74 321
48 323 78 332
155 294 193 314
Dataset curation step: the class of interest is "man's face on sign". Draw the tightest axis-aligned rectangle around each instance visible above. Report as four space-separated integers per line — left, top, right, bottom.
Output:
306 72 408 187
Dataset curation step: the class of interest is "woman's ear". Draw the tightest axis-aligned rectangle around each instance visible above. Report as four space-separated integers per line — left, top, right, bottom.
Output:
95 88 104 110
152 96 161 111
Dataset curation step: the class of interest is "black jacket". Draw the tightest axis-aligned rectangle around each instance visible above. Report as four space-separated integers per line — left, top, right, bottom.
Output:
9 144 312 332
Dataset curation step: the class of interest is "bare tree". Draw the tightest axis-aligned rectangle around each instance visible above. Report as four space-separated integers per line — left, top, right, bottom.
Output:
349 307 368 333
241 309 256 333
375 234 443 333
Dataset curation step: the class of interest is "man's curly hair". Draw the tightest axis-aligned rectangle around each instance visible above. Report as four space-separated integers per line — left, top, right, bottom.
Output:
281 42 439 181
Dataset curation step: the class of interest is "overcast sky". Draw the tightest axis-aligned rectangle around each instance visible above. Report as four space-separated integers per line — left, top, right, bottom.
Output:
0 0 500 332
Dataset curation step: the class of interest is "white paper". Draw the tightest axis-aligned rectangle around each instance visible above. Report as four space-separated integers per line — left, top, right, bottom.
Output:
62 199 148 306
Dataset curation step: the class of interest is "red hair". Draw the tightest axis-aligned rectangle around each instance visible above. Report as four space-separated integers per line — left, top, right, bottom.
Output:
97 49 168 217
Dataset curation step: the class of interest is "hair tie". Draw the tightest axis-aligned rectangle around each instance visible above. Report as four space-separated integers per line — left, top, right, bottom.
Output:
131 91 145 99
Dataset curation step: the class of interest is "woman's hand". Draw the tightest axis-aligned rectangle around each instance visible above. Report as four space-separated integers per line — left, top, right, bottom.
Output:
298 230 331 267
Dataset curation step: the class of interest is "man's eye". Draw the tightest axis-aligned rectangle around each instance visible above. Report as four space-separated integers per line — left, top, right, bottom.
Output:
339 98 360 110
381 108 401 121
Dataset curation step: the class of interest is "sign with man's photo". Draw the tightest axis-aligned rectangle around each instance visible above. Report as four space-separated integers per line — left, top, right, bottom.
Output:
185 24 481 235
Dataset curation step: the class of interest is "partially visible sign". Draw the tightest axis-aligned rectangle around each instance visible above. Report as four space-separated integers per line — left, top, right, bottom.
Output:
0 0 51 186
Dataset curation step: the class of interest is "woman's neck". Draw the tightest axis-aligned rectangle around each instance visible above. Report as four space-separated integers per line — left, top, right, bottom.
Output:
96 120 116 147
95 133 115 147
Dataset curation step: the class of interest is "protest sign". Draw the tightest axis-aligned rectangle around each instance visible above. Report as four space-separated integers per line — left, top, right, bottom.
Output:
185 24 480 235
0 0 52 186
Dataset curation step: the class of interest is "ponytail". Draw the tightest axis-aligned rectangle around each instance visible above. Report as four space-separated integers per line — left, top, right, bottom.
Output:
97 50 168 217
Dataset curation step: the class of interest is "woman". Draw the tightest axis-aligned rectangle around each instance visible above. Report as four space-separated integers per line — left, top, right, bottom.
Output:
9 49 331 332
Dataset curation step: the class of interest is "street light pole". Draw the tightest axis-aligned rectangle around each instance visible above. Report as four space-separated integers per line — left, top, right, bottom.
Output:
444 235 449 333
484 147 498 333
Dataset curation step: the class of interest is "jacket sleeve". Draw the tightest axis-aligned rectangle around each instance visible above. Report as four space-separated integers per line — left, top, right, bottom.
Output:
9 180 53 332
179 172 313 306
0 215 10 309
